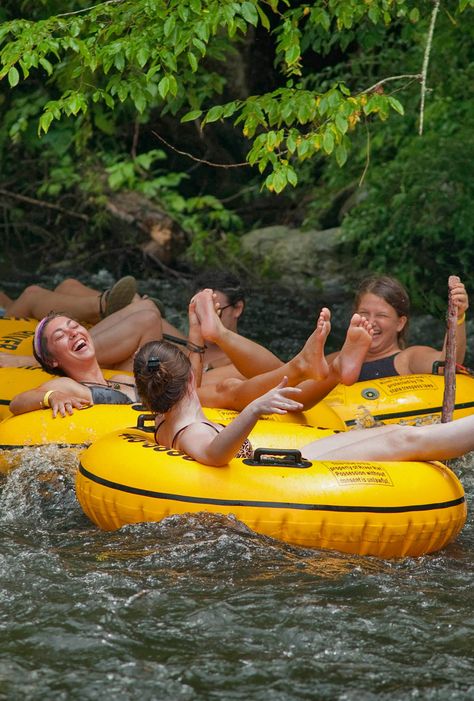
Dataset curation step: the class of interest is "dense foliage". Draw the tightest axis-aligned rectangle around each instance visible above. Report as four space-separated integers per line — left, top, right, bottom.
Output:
0 0 472 305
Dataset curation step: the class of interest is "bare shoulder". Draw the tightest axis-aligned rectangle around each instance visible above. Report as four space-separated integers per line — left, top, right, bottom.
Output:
109 372 135 385
397 345 440 374
40 376 86 392
176 420 220 451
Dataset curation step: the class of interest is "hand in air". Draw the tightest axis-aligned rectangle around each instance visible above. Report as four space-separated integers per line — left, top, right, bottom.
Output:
449 276 469 316
250 377 304 416
48 391 91 418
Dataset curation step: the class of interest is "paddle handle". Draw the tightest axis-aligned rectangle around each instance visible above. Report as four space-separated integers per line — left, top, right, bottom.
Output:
441 276 457 423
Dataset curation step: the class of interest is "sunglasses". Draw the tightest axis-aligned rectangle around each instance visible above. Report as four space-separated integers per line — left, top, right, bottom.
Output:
219 304 235 312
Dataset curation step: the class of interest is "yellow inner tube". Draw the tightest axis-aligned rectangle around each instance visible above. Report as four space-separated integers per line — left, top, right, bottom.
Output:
76 421 466 559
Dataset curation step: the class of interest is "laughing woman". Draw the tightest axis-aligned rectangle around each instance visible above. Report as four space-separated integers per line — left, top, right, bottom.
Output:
9 313 138 417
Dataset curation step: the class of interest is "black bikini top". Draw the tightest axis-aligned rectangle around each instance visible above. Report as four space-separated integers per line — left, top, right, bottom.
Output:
155 419 253 459
80 380 136 405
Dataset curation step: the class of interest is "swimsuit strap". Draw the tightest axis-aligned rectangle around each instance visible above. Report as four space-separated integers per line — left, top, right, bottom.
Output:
154 418 166 444
171 421 221 448
81 379 136 389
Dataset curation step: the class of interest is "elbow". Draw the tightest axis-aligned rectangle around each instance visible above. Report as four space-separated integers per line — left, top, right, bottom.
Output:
199 453 230 468
204 458 229 468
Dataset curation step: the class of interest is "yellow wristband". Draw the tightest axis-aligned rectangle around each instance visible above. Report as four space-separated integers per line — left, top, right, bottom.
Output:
457 313 466 326
41 390 55 409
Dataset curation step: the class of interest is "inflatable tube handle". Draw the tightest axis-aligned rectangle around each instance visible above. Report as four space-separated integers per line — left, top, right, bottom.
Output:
244 448 312 469
136 413 157 432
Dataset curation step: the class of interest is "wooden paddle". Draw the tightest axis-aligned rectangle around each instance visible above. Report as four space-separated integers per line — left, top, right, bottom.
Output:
441 275 458 423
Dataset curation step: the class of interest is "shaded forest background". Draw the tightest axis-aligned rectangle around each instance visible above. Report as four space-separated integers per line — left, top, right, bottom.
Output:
0 0 473 315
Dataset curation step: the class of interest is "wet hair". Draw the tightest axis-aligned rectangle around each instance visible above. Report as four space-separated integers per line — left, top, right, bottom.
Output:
32 312 70 376
354 275 411 347
133 340 192 413
192 270 245 307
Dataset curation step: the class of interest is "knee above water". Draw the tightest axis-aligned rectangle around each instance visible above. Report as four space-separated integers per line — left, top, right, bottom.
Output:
23 284 45 297
133 305 163 327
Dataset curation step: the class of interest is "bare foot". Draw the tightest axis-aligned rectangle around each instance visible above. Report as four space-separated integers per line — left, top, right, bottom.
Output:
293 307 331 381
192 288 225 343
333 313 373 385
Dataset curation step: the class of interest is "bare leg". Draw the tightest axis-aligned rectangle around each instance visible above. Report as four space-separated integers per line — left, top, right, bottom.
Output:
197 310 332 410
5 285 103 321
197 310 374 411
54 278 99 297
90 299 163 371
302 415 474 461
193 288 283 377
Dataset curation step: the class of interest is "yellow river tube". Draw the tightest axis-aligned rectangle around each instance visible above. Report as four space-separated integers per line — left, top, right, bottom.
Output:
320 373 474 429
76 423 466 559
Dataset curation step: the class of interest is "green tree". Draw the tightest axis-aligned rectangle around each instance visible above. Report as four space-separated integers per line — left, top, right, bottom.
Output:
0 0 473 277
4 0 467 190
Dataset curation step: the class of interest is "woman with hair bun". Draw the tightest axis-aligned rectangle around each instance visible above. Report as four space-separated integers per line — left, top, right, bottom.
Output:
135 339 308 465
134 333 474 467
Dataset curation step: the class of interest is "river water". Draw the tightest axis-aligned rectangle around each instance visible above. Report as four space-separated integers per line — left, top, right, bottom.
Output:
1 274 474 700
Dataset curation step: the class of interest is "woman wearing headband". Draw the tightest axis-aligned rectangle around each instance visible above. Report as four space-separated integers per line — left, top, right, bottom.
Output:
10 313 141 416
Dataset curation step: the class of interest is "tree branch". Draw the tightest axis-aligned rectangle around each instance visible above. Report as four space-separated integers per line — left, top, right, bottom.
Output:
0 188 89 222
152 131 250 169
56 0 123 18
363 73 422 94
154 73 422 170
419 0 441 136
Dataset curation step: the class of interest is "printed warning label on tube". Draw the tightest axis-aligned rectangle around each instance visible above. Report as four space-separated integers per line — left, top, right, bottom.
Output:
326 462 394 487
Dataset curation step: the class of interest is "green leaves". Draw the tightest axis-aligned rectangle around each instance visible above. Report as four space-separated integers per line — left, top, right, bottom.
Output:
7 65 18 86
1 0 468 195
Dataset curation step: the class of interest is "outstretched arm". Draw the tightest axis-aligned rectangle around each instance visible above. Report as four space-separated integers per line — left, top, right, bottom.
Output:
178 378 304 466
404 276 469 374
9 378 91 416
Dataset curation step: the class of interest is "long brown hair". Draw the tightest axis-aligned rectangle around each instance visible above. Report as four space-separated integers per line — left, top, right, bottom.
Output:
354 276 410 347
133 340 191 413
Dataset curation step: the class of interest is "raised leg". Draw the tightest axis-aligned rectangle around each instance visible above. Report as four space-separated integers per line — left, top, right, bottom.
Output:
0 290 13 308
193 288 283 377
54 278 99 297
197 310 332 410
90 299 164 371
